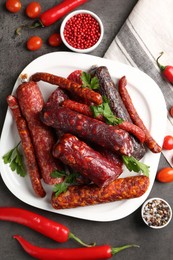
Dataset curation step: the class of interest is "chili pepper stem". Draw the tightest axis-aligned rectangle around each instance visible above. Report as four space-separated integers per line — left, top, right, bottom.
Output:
69 232 96 247
112 244 139 255
156 52 166 71
15 20 43 36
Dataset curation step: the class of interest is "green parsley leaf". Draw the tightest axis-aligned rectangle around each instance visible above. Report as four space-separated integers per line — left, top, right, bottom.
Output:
90 97 123 125
2 142 26 177
52 171 80 197
81 72 99 90
122 155 150 177
50 170 67 178
53 182 69 197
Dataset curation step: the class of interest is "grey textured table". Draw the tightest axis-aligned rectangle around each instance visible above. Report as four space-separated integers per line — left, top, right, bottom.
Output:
0 1 172 259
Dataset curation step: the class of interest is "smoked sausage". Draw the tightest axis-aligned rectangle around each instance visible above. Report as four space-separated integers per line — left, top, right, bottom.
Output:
7 95 46 198
41 106 134 156
62 99 146 143
53 134 123 187
92 66 146 160
51 175 150 209
16 81 63 185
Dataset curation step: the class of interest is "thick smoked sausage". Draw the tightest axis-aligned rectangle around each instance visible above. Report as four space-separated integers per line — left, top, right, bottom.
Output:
93 66 146 159
41 106 134 156
62 99 146 143
51 175 150 209
53 134 123 187
16 81 63 185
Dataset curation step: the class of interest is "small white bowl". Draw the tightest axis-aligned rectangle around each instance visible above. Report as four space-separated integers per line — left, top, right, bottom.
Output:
141 197 172 229
60 10 104 53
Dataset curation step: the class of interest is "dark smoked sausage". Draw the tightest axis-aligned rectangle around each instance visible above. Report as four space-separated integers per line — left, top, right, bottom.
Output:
53 134 123 187
41 106 134 156
93 66 146 160
30 72 103 105
7 95 46 198
51 175 150 209
16 81 63 185
118 76 162 153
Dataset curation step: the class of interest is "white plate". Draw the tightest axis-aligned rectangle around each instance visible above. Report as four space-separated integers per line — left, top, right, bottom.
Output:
0 52 167 222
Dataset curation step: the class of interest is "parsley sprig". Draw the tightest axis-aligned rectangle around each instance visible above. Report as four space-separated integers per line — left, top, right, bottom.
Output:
122 155 150 177
90 97 123 125
51 170 80 197
81 72 99 90
2 142 26 177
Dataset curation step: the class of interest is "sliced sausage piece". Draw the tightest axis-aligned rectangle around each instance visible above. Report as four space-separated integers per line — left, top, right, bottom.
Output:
16 81 63 185
30 72 103 105
53 134 123 187
41 106 134 157
93 66 146 159
118 76 162 153
7 95 46 198
51 175 150 209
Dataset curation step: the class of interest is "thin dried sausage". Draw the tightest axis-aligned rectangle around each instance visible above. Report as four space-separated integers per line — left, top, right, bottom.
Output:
51 175 150 209
30 72 103 105
53 134 123 187
7 95 46 198
118 76 162 153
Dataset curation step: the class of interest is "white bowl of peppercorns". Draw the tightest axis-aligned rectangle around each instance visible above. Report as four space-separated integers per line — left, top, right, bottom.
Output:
141 197 172 229
60 10 104 53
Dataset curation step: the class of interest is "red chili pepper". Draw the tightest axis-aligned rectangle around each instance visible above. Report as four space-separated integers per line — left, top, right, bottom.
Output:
16 0 88 35
13 235 139 260
156 52 173 84
0 207 92 247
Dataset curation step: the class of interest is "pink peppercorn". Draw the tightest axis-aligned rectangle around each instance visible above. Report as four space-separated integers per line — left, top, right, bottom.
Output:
63 13 101 50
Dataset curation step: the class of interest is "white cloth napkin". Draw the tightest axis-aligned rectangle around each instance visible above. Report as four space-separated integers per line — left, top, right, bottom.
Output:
104 0 173 167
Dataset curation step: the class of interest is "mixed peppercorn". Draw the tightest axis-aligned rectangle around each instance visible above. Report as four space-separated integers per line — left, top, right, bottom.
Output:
142 198 172 228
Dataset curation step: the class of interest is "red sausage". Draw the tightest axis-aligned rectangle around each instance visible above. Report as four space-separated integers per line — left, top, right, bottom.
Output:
45 87 69 109
53 134 123 187
91 66 146 160
51 175 150 209
16 81 63 185
62 99 145 143
41 106 134 156
62 99 104 120
118 76 162 153
30 72 103 105
7 95 46 198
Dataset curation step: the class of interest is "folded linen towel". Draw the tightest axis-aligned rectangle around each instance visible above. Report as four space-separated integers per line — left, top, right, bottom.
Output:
104 0 173 167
